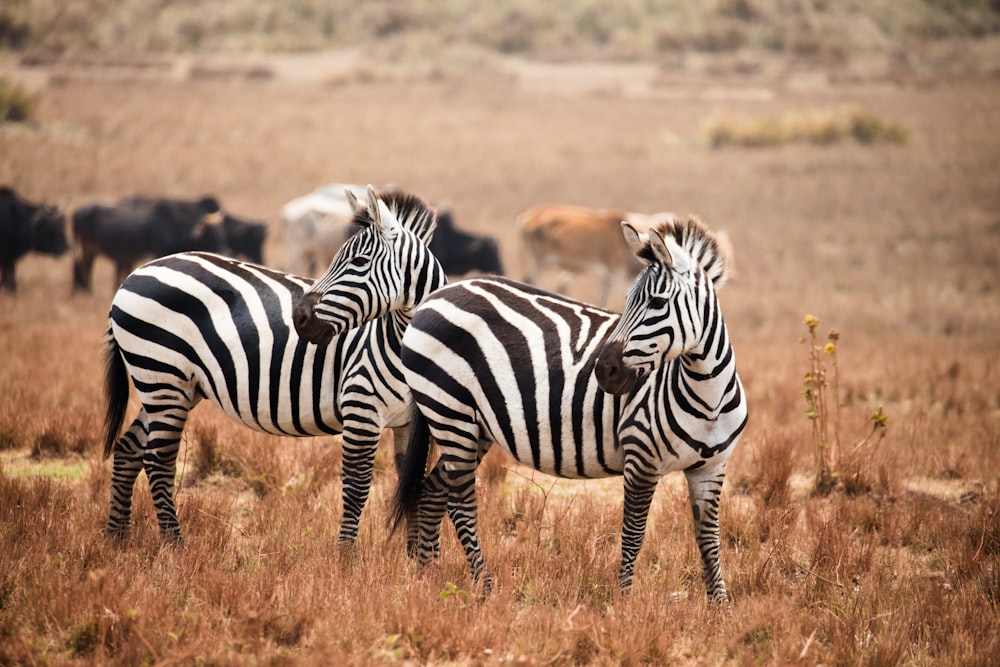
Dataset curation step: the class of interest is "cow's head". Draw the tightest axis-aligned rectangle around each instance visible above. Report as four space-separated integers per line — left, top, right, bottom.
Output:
30 204 69 256
186 197 230 255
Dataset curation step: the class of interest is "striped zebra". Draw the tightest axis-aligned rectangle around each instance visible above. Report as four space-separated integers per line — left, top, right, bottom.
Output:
102 186 445 545
390 216 747 601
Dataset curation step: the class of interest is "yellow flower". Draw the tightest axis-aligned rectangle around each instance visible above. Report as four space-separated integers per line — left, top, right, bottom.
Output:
803 314 820 332
824 342 837 354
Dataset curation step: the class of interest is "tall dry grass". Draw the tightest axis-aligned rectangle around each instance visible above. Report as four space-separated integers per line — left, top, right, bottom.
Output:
0 45 998 663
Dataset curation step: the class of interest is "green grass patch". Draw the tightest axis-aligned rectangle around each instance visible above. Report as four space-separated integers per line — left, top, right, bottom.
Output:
3 456 87 481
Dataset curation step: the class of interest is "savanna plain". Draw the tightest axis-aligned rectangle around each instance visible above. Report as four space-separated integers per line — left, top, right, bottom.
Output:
1 21 1000 666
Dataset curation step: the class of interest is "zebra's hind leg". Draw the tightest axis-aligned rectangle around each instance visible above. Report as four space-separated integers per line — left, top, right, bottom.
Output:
106 413 149 539
390 424 431 557
685 461 730 605
337 423 383 547
441 443 492 594
618 463 660 594
143 404 193 543
412 460 449 563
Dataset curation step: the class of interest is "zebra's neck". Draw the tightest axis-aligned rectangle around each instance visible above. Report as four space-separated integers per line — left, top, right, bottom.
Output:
673 295 739 419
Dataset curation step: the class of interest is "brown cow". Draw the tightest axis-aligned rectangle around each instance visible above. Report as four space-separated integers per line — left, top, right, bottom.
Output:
518 203 676 307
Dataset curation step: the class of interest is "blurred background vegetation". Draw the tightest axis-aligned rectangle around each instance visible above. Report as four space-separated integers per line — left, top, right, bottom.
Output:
1 0 998 68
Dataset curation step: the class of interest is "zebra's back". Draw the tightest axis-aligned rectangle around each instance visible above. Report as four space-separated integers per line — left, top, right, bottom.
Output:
402 276 627 478
109 252 351 437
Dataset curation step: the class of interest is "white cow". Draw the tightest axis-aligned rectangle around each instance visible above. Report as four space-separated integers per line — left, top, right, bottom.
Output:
282 184 371 276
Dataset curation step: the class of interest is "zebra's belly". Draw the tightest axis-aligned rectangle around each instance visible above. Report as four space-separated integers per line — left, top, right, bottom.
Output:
480 398 626 479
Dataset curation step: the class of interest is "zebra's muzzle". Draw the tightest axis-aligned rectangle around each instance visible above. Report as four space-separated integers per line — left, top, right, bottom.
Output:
595 340 639 395
293 291 335 345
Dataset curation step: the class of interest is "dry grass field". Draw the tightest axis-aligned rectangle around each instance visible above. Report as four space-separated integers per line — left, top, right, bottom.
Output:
1 21 999 665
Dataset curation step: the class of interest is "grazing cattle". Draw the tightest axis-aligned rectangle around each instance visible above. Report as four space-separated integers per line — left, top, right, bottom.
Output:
0 186 69 292
518 203 676 306
282 184 370 276
427 206 504 277
122 195 267 264
71 195 233 292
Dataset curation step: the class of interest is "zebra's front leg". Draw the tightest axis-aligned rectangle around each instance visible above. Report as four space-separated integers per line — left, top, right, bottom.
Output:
685 461 730 605
106 415 148 539
618 465 660 594
337 424 382 547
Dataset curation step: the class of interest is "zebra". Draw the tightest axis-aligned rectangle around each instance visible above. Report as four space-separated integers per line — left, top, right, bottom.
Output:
390 216 747 602
102 186 445 545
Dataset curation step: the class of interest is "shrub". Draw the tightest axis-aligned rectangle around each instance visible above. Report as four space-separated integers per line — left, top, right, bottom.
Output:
801 314 889 495
0 77 38 123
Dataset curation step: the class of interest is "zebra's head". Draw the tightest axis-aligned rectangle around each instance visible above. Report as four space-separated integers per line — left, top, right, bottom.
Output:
595 217 729 395
293 185 444 344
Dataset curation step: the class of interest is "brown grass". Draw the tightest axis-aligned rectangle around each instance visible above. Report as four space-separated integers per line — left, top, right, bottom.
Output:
1 43 999 664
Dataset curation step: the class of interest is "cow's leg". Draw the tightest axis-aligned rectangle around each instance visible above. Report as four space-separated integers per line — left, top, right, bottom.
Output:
618 460 660 593
0 259 15 291
106 412 150 539
522 249 539 286
72 249 95 292
555 270 574 297
114 261 134 290
596 265 612 307
685 461 730 605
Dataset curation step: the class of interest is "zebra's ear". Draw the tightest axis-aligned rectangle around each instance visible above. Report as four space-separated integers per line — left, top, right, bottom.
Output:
622 221 653 266
346 188 362 214
367 185 400 242
648 228 693 274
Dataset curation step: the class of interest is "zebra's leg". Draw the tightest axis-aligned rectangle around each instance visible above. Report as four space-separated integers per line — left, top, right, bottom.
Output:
412 459 449 563
337 420 383 546
442 442 492 593
106 412 149 539
390 425 409 477
618 463 661 594
390 424 423 553
684 461 730 605
143 403 193 542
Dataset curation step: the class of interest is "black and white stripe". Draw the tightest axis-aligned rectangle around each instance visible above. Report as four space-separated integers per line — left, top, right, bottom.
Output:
103 187 445 545
392 216 747 601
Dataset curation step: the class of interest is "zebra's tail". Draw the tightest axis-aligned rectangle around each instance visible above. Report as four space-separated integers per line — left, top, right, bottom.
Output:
102 329 130 460
389 402 431 536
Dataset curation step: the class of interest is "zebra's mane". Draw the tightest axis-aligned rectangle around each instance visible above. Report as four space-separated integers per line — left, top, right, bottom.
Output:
353 190 437 245
638 215 730 289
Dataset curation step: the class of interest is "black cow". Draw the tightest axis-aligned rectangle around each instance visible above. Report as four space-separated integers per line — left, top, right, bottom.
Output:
222 214 268 264
72 195 232 292
430 207 504 277
121 195 267 264
0 186 69 292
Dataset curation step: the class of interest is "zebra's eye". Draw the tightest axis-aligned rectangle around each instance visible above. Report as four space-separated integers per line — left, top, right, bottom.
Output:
349 255 369 267
648 296 668 310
